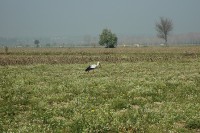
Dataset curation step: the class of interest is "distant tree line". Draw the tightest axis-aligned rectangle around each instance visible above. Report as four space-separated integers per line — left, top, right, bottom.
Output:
2 16 200 48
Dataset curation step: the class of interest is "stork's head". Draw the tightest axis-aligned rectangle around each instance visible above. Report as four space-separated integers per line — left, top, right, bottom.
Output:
97 61 101 68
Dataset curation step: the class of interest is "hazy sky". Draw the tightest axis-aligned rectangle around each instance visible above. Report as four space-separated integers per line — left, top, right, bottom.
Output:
0 0 200 37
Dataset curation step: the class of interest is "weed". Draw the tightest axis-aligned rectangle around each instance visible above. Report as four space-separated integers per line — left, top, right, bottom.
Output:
0 46 200 132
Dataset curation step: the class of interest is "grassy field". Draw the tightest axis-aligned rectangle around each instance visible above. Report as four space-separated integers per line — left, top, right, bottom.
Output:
0 46 200 132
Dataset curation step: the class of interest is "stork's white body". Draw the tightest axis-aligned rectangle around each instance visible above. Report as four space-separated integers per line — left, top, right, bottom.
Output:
90 64 98 69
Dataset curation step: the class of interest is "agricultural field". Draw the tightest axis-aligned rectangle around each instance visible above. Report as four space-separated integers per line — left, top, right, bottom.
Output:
0 46 200 132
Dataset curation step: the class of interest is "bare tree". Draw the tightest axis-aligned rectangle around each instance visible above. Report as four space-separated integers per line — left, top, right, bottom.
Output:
155 17 173 45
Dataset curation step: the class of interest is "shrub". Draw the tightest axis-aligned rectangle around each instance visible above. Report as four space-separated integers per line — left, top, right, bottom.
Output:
99 28 118 48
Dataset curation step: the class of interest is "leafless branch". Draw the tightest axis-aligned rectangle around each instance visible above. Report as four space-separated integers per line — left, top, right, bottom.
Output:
155 17 173 45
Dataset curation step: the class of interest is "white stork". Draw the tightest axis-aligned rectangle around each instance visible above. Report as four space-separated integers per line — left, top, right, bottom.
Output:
85 62 101 72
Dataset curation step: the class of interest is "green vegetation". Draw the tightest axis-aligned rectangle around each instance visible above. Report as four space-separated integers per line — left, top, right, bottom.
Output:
34 40 40 48
99 28 118 48
0 46 200 132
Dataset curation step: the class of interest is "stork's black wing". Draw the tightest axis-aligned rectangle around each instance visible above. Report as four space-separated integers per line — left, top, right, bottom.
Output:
85 65 93 71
